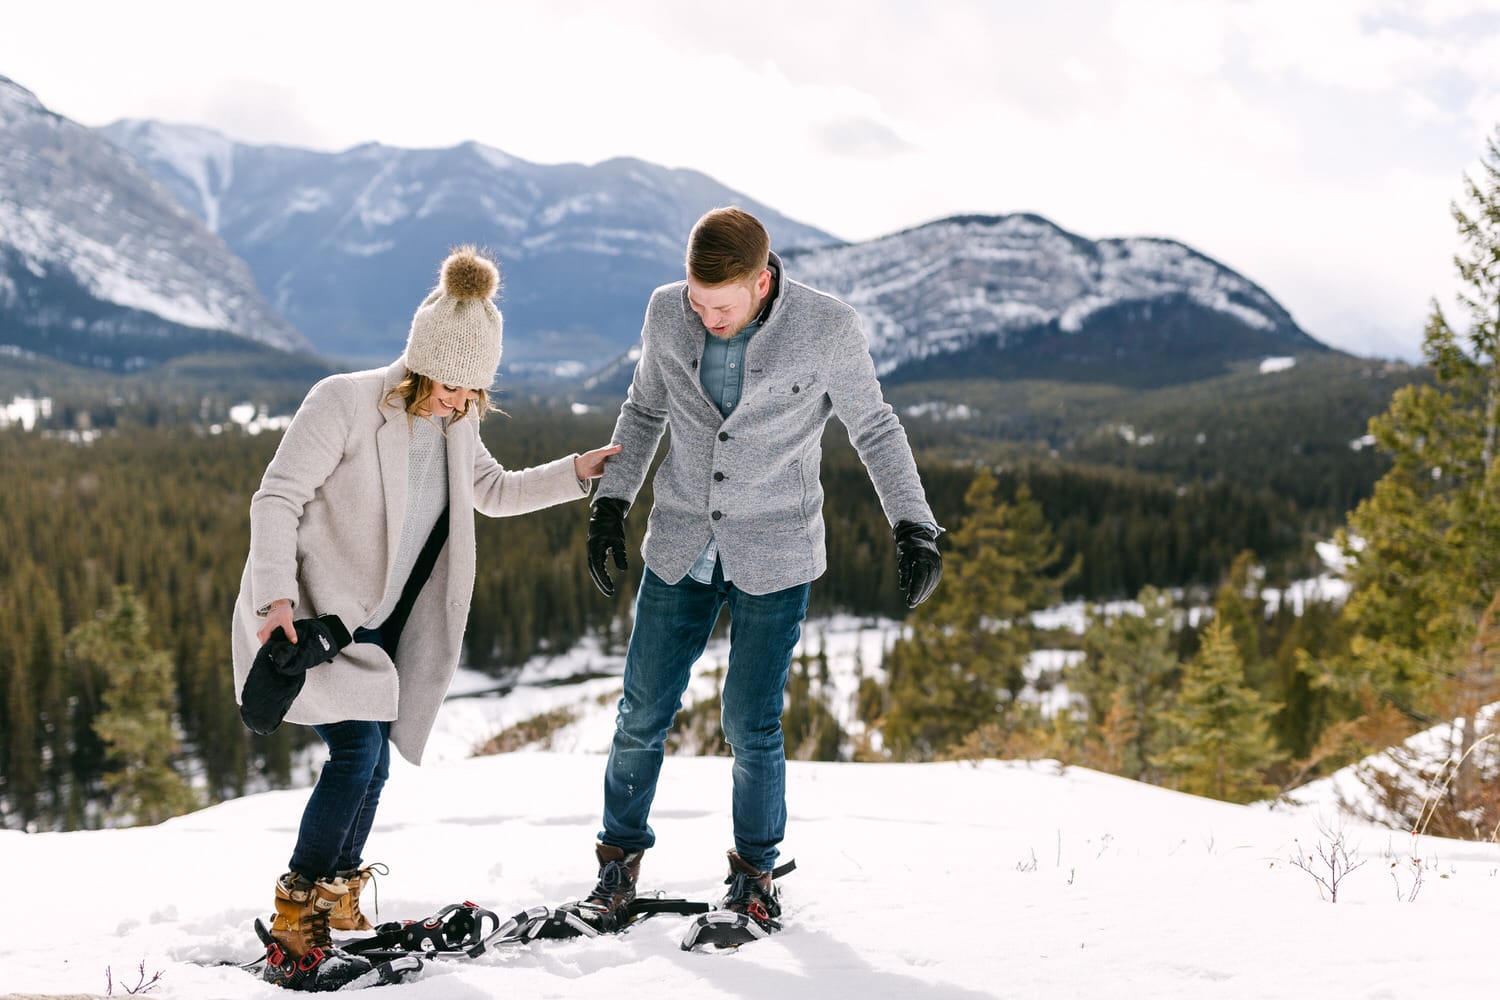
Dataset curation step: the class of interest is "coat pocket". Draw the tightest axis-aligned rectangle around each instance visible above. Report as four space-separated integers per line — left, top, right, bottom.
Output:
766 372 818 397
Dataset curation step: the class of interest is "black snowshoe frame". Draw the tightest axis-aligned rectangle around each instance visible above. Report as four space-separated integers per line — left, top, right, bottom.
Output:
467 894 712 956
342 900 501 957
681 858 797 952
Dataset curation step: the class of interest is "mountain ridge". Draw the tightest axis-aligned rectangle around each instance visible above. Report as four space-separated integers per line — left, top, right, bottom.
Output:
787 212 1325 385
101 118 840 374
0 76 309 370
3 70 1332 389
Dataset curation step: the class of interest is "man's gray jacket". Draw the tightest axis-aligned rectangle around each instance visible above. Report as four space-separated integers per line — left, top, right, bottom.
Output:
597 254 938 595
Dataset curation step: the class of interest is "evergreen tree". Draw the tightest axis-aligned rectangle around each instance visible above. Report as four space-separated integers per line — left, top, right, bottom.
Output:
783 652 845 762
881 470 1074 760
1152 620 1283 803
1330 127 1500 819
1 588 39 827
70 587 198 825
1071 586 1180 782
1212 551 1268 694
1265 595 1349 765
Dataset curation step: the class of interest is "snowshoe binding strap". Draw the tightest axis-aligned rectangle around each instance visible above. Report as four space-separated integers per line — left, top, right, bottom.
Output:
344 901 500 955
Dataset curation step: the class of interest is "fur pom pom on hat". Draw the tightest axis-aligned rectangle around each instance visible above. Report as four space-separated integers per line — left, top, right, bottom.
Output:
403 246 504 390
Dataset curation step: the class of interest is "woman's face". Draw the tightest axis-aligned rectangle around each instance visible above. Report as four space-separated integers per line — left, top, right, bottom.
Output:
420 382 478 418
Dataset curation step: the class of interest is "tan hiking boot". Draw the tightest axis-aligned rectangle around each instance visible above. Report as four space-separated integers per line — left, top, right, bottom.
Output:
330 863 385 932
269 871 348 959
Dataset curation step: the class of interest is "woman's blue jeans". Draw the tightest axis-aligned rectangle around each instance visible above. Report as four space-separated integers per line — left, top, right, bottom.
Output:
601 565 810 872
288 719 391 879
284 604 405 879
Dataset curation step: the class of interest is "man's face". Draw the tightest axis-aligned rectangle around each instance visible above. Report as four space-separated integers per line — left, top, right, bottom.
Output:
687 269 771 339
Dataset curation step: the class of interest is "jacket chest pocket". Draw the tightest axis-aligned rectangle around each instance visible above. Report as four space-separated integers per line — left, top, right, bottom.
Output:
765 372 818 398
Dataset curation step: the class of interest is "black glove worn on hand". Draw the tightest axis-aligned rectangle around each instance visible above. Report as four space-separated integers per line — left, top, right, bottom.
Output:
240 614 352 735
587 496 630 597
894 520 942 609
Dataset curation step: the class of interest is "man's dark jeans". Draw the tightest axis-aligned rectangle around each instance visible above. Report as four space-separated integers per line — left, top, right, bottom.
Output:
601 565 809 871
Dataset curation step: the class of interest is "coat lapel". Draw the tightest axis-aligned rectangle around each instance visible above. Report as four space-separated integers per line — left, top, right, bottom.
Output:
444 411 473 594
376 360 410 585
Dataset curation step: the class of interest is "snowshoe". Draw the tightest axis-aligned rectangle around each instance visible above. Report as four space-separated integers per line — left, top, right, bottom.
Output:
466 895 711 956
256 917 421 990
343 901 500 959
681 855 796 951
558 891 712 937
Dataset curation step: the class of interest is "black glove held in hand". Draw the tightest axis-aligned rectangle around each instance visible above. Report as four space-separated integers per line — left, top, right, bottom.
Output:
587 497 631 597
894 520 942 609
240 614 352 735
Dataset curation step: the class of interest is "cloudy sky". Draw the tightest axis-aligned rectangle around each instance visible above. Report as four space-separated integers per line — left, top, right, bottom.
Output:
4 0 1499 361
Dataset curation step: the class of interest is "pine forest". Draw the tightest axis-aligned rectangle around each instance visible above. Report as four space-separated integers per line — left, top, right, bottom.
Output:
4 130 1500 843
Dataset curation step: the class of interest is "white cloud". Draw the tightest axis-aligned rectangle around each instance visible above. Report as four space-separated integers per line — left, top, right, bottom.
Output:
4 0 1500 361
1107 0 1234 77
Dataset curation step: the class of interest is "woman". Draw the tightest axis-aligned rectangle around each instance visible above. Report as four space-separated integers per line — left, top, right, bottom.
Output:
230 246 619 989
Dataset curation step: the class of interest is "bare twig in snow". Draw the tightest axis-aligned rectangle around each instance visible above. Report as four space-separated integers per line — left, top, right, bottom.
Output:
1290 824 1367 902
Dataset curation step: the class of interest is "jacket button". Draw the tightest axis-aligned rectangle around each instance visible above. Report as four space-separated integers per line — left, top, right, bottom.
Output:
712 510 723 520
714 472 724 481
792 385 800 393
718 431 729 441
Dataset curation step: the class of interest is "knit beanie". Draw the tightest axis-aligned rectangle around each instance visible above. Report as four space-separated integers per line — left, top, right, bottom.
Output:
403 246 503 390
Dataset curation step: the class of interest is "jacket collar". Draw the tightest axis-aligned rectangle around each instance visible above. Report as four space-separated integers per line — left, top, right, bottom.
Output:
760 251 786 327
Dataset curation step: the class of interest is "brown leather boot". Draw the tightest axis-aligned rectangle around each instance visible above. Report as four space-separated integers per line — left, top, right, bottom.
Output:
330 864 384 932
578 843 644 931
723 850 780 922
269 871 347 959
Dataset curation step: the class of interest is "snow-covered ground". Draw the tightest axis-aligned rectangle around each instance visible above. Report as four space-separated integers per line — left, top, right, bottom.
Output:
6 605 1500 998
9 556 1492 999
5 748 1500 999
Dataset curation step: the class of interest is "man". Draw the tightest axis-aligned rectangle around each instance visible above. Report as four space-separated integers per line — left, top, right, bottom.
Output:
579 207 942 943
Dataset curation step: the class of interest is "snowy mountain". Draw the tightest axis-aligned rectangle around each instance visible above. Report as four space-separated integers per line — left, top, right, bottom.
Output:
100 119 839 376
584 214 1326 397
789 214 1327 385
0 77 308 370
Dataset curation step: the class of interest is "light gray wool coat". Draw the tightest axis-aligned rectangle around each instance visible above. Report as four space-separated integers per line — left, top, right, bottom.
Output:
596 252 938 596
231 358 588 764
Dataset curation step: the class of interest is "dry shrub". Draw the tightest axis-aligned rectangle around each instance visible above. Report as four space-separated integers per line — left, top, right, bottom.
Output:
474 707 578 755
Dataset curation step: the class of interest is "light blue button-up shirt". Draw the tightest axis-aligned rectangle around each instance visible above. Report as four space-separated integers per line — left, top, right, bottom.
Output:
687 315 762 583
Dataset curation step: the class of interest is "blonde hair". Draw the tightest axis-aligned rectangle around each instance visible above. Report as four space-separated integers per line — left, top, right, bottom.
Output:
686 207 770 286
383 370 499 425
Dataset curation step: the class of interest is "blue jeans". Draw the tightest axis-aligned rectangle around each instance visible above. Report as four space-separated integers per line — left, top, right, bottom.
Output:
284 604 405 878
601 564 810 871
288 719 391 879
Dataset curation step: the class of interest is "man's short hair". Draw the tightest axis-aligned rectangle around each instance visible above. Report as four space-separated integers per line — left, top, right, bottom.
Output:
686 207 770 286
